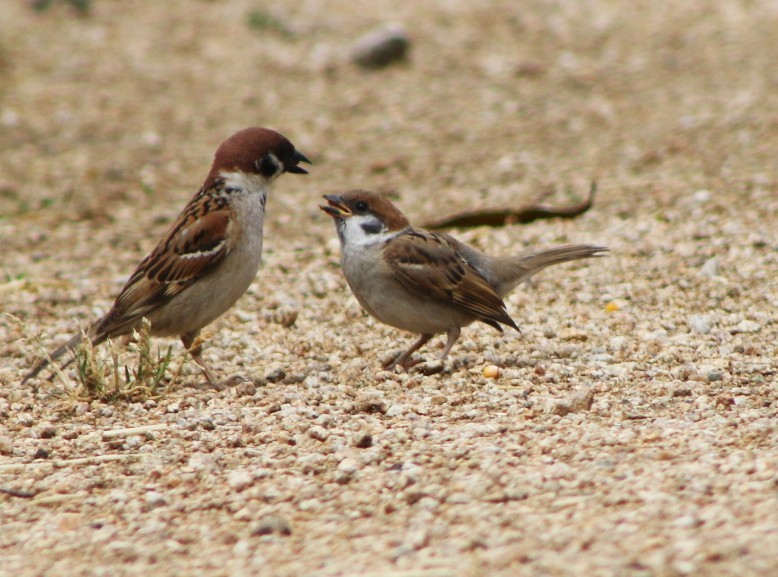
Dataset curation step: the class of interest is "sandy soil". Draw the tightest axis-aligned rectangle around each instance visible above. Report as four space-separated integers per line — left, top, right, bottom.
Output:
1 1 776 576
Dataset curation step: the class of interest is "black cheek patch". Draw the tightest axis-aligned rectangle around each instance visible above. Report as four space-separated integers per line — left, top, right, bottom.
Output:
360 222 383 235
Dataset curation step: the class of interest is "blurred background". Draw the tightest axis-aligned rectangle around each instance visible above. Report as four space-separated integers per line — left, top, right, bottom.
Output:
2 0 778 225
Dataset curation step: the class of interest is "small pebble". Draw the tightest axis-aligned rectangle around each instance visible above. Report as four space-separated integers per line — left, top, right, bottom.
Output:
232 381 257 397
308 426 329 442
267 308 298 328
335 457 359 484
37 424 57 439
609 336 628 349
251 517 291 536
199 417 216 431
700 257 720 277
16 414 34 427
670 385 693 397
145 492 167 509
0 436 13 455
385 404 406 417
33 447 50 459
125 435 143 450
352 24 410 69
354 433 373 448
545 389 594 415
414 360 444 375
228 470 254 492
265 368 286 383
687 314 712 334
731 319 761 334
355 397 387 414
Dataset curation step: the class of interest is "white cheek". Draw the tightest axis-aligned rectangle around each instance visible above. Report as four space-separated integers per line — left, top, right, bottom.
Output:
221 170 271 193
341 215 390 248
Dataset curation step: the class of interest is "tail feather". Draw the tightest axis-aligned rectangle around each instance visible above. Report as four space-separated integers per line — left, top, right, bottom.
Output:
518 244 609 272
21 327 104 385
492 244 608 296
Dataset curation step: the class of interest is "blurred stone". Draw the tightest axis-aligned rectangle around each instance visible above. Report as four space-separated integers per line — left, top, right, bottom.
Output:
700 257 719 277
352 24 410 69
265 368 286 383
251 516 291 536
413 359 444 375
545 388 595 416
354 432 373 448
145 491 167 509
308 425 329 442
228 469 254 492
687 314 711 334
731 319 761 334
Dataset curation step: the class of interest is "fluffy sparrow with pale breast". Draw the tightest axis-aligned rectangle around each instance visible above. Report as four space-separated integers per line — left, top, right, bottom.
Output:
321 190 607 370
24 127 310 386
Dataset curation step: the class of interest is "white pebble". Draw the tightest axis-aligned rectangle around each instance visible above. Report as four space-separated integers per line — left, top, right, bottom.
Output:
687 314 712 334
228 469 254 492
0 436 13 455
308 426 329 442
145 492 167 509
732 319 761 334
337 457 359 474
700 257 720 277
609 336 628 349
15 414 34 427
125 435 143 450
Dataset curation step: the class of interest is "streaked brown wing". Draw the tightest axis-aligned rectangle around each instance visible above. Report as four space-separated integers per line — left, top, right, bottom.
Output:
94 203 236 338
384 230 518 330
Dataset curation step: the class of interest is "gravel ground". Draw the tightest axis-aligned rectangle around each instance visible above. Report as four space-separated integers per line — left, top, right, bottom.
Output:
1 1 777 576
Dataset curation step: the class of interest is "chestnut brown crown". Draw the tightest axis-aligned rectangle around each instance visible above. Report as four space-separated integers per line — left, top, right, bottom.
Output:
321 190 411 231
204 127 310 188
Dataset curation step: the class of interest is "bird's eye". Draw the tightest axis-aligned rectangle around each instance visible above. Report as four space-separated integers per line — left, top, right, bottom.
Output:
257 154 280 178
355 201 369 213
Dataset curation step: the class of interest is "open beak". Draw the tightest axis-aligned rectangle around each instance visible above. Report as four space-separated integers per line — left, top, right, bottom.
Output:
320 194 351 218
285 150 312 174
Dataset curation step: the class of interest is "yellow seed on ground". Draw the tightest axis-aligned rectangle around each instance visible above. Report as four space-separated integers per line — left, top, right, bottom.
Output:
605 301 620 312
483 365 500 378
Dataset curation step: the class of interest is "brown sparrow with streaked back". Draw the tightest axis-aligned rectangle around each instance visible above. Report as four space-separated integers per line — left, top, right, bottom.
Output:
321 190 607 371
24 127 310 386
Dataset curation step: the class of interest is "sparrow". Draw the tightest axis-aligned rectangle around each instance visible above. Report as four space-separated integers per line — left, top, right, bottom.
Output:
24 126 310 386
321 190 607 371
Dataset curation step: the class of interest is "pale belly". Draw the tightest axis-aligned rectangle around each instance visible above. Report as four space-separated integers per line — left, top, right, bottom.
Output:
147 191 266 337
342 248 475 335
147 245 262 337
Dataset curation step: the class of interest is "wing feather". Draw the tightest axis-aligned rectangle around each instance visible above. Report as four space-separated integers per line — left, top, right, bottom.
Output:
94 195 236 338
384 230 518 330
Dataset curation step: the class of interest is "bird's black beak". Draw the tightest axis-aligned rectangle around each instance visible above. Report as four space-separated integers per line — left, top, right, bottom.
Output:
320 194 351 218
284 150 311 174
